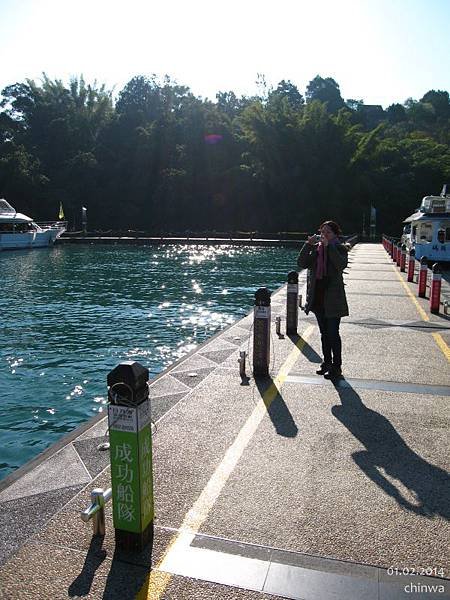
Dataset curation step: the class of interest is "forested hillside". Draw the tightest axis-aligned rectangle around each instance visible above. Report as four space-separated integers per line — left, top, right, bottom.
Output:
1 74 449 235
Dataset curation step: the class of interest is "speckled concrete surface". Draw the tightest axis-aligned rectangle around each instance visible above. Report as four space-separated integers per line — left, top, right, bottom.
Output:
199 383 450 570
0 243 448 599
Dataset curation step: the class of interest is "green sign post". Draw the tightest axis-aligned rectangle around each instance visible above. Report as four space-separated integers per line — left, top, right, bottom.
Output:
107 362 154 551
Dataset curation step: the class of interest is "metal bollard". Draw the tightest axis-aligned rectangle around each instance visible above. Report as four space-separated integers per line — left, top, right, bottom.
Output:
107 361 154 552
418 257 428 298
275 316 282 336
444 301 449 315
400 244 406 272
298 294 303 308
286 271 299 335
392 243 397 263
407 249 415 282
253 288 271 377
81 487 112 536
430 263 442 314
238 350 247 379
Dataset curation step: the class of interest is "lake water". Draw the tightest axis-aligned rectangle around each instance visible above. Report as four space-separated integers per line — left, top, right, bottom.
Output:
0 243 299 480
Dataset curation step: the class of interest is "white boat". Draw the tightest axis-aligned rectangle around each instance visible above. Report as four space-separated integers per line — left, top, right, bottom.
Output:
401 186 450 262
0 199 67 251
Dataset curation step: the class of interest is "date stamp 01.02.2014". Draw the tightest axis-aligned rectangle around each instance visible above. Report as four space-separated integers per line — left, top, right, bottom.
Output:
386 566 448 595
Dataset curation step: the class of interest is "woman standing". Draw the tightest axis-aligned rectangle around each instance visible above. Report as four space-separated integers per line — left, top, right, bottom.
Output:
297 220 349 379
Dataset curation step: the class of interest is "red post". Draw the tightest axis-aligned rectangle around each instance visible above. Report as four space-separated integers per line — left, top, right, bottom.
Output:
396 243 402 267
393 243 397 263
418 257 428 298
400 244 406 272
430 263 441 314
407 249 415 282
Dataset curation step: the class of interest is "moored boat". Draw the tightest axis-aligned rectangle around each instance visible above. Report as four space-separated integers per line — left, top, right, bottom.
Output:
0 199 67 250
401 186 450 263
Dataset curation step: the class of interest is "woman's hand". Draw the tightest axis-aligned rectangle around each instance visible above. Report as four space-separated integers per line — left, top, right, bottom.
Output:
307 235 318 245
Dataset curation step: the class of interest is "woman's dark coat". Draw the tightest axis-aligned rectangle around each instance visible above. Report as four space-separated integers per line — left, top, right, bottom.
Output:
297 242 349 318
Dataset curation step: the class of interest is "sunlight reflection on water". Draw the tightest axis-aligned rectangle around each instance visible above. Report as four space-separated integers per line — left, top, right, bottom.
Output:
0 243 298 479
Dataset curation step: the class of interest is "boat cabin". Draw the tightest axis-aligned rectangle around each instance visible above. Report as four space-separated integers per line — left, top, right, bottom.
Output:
402 193 450 262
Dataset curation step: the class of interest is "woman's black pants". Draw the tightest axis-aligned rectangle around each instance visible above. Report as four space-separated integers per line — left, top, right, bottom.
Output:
314 310 342 368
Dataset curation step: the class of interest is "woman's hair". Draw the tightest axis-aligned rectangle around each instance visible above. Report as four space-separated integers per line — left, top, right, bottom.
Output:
319 220 342 236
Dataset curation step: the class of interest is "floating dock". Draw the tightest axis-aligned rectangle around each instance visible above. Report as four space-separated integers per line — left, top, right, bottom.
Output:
0 243 449 600
58 234 306 247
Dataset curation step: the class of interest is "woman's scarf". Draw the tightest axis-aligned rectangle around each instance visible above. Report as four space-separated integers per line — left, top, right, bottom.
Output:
316 242 327 280
316 238 338 280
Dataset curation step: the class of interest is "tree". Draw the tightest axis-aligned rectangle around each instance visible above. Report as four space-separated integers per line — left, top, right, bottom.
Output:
268 80 304 111
305 76 345 113
420 90 450 119
386 103 407 124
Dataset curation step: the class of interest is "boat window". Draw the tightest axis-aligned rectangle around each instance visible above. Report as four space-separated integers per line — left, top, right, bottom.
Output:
412 226 417 240
418 223 433 242
14 222 30 233
446 227 450 242
0 223 14 232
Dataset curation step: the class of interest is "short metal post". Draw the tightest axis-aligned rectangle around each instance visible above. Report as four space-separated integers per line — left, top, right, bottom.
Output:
418 257 428 298
275 316 282 336
444 301 449 315
253 288 271 377
92 488 105 536
286 271 298 335
430 263 442 314
81 487 112 537
298 294 303 308
238 350 247 379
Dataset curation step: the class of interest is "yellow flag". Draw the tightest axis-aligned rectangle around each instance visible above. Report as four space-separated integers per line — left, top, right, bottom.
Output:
58 202 65 220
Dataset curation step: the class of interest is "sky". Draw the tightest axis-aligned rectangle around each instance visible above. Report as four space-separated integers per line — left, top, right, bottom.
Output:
0 0 449 107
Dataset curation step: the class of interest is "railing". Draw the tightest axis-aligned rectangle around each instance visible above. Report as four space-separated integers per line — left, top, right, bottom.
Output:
36 220 68 230
344 234 359 246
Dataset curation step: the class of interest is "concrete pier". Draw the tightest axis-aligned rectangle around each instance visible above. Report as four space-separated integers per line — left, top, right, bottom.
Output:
0 243 449 599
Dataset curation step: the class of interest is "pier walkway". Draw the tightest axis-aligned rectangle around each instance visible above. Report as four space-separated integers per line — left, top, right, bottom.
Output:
0 243 449 599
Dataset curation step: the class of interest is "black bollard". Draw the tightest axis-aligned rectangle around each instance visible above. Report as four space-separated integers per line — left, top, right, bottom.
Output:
107 361 154 552
253 288 271 377
400 244 407 272
286 271 299 335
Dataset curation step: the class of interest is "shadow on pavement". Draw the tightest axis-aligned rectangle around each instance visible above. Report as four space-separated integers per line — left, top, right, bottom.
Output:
68 535 153 599
68 536 107 597
331 380 450 520
287 333 322 364
102 549 151 600
255 376 298 438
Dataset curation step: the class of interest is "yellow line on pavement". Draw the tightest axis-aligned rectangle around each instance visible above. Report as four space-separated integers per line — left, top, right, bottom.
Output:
392 265 450 362
136 324 315 599
392 266 429 321
432 332 450 362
